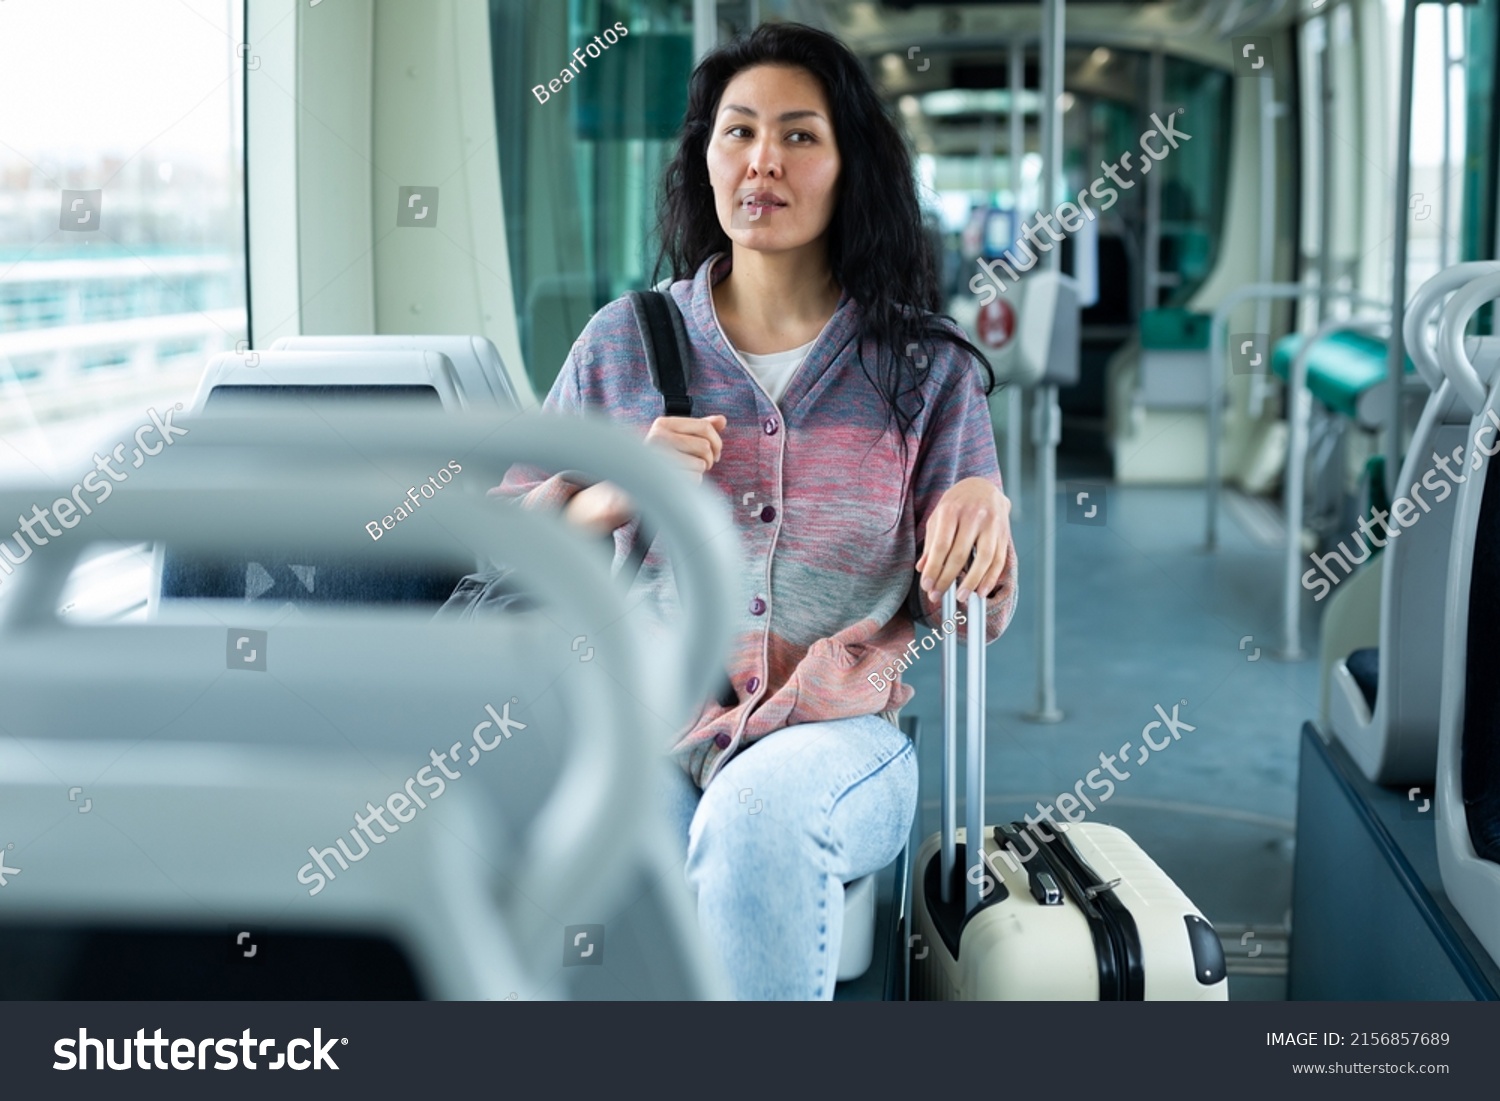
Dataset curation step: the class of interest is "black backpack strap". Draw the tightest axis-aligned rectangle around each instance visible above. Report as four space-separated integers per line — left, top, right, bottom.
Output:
623 291 736 708
629 289 694 417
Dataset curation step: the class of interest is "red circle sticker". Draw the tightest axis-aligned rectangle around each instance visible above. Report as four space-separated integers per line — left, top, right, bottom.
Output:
977 297 1015 348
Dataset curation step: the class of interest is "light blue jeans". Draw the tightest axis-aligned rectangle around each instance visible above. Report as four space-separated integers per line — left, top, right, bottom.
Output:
658 713 919 1000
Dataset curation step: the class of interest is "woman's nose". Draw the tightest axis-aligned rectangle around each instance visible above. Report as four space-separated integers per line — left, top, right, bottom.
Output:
746 140 782 178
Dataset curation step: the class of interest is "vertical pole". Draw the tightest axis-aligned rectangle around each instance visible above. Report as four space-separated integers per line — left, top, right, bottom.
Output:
1042 0 1063 272
1317 15 1335 324
1007 37 1026 521
1387 0 1419 499
1144 49 1163 315
1031 386 1063 722
1254 76 1276 367
1027 0 1065 724
1440 1 1453 273
1280 347 1314 661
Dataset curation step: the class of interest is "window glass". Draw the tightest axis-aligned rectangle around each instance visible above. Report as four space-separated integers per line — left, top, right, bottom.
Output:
1462 0 1496 263
488 0 693 397
1157 57 1232 308
1405 1 1468 288
0 0 247 478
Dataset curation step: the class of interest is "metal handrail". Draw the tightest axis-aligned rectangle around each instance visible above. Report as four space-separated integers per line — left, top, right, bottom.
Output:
1404 263 1500 392
1206 282 1387 549
1436 271 1500 415
1277 316 1392 661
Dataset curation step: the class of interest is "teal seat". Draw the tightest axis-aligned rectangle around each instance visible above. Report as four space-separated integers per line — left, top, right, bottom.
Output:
1271 330 1414 418
1140 307 1211 350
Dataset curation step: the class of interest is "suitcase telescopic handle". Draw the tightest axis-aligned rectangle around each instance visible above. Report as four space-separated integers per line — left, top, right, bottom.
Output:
939 582 987 914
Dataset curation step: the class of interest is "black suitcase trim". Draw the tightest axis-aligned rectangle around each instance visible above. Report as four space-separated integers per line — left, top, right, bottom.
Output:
920 842 1008 961
1021 822 1147 1000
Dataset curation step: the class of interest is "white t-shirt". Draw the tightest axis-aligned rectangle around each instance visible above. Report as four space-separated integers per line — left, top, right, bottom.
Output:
733 342 815 404
710 294 817 405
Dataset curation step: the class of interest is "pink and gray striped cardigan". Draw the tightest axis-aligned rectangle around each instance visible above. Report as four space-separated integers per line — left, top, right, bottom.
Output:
494 253 1018 789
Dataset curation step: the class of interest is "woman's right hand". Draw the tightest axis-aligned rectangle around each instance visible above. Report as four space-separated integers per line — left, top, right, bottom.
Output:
644 414 726 480
563 413 725 536
563 481 635 536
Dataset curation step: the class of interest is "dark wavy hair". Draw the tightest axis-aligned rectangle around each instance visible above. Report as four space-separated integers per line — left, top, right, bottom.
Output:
652 21 996 455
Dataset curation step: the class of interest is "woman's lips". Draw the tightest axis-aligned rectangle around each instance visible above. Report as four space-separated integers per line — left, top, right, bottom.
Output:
741 197 785 220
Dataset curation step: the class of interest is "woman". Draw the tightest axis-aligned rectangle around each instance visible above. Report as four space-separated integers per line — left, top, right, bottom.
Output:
496 22 1017 999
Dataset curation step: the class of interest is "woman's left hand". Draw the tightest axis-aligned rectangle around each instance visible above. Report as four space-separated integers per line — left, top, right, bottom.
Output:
916 476 1013 604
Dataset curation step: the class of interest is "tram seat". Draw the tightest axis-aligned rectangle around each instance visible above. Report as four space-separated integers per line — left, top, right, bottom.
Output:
188 349 466 413
0 737 516 998
269 334 527 410
1137 307 1213 409
1270 329 1419 428
0 414 737 1000
1434 286 1500 968
154 350 475 611
1438 384 1500 966
837 873 877 982
1326 380 1470 785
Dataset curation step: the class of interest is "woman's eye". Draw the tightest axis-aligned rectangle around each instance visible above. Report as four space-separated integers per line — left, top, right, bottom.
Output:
727 125 752 139
787 131 814 143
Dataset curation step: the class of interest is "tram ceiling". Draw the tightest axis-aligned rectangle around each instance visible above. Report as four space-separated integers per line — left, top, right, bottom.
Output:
875 48 1145 109
819 0 1294 69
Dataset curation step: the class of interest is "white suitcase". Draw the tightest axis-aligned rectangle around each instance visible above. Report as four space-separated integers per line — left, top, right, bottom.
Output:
908 587 1228 1000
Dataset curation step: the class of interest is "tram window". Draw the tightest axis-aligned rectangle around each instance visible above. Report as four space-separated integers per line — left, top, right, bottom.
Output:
1156 58 1231 307
0 0 248 480
1461 0 1496 264
487 0 694 398
1404 0 1469 288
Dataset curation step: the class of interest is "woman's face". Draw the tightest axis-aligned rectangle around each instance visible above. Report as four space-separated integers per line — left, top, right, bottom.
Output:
706 64 841 256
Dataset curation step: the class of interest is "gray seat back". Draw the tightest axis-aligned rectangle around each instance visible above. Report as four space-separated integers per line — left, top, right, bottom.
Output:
159 350 473 611
270 334 528 410
1433 273 1500 965
0 412 739 997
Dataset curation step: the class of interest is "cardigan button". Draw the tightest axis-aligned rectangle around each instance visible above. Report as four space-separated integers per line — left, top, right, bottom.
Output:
749 597 767 616
714 732 732 749
746 676 761 694
763 417 779 436
759 505 776 523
